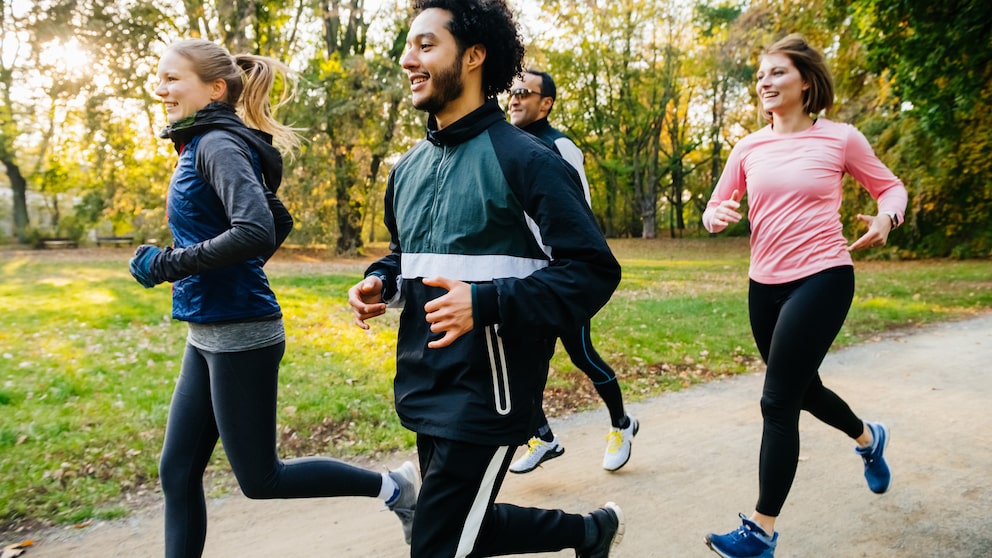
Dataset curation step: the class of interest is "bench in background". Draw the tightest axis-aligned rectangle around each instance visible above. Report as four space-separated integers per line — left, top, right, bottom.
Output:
41 238 79 249
96 236 135 247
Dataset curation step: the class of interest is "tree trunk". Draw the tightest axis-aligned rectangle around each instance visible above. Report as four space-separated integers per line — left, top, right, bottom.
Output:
334 154 363 255
641 212 656 239
602 172 618 237
669 155 686 238
3 157 29 242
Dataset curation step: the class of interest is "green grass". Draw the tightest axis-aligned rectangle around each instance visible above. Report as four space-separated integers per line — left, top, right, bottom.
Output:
1 238 990 538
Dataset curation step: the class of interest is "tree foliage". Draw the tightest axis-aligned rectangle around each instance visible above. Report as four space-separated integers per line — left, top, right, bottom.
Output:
281 0 412 254
0 0 988 256
847 0 992 256
529 0 698 238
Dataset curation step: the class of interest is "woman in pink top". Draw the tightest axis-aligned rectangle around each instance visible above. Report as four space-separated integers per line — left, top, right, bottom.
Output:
701 34 907 558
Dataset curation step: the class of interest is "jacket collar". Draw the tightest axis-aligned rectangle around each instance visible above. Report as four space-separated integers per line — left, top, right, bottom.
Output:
159 102 284 193
425 99 506 147
521 117 554 138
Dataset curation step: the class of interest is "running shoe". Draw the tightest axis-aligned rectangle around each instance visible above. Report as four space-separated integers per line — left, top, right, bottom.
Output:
386 461 419 544
602 416 639 471
705 513 777 558
856 421 891 494
509 435 565 474
577 501 625 558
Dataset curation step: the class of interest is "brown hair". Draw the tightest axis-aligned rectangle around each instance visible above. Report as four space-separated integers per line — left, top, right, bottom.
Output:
761 33 834 122
164 39 301 154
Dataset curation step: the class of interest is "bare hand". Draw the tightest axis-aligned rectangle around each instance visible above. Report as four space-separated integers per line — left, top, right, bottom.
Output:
847 213 893 252
422 276 474 349
711 189 743 228
348 276 387 329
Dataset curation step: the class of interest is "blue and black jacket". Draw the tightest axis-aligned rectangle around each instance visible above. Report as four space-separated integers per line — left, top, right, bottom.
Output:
367 100 621 445
521 117 568 154
154 102 292 324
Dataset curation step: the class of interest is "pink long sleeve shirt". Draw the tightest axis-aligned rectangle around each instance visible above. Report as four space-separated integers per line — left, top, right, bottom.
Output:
703 118 908 285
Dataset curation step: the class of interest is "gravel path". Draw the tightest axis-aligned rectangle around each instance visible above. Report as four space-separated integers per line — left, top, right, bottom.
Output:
13 314 992 557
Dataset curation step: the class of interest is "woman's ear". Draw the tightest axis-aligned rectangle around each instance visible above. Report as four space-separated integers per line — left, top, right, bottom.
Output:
210 79 228 102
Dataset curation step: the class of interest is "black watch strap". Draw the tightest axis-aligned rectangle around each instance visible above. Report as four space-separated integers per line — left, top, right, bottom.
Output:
885 212 901 228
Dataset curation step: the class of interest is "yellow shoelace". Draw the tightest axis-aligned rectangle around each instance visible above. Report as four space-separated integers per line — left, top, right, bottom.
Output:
605 430 623 453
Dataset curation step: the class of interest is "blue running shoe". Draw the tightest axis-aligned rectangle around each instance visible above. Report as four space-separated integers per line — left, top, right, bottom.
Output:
705 514 777 558
856 421 891 494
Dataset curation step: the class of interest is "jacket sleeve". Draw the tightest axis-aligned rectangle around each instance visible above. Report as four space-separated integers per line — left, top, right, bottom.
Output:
263 188 294 262
156 132 277 282
365 169 403 304
554 137 592 207
485 130 621 339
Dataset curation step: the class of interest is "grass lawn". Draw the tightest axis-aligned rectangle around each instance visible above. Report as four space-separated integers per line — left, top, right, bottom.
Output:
1 237 990 538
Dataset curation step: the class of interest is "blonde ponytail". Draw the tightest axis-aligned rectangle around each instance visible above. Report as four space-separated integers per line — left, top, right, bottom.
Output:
234 54 302 156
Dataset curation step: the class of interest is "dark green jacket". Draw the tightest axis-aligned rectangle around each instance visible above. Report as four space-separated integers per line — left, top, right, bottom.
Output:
367 100 620 445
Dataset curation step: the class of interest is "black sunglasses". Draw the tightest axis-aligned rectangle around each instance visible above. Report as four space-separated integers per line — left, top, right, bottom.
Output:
509 88 543 99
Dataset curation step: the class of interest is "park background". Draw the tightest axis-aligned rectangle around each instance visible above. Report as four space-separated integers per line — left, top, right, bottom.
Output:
1 0 991 544
2 0 990 257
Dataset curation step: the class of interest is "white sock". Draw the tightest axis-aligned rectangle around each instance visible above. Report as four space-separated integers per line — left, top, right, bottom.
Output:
379 472 398 502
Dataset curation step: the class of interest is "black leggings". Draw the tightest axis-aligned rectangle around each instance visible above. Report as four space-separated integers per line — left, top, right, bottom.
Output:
748 266 865 517
535 321 627 436
159 342 383 558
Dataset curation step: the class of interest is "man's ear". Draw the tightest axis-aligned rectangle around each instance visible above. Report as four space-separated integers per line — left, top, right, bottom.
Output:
464 43 486 72
540 96 554 115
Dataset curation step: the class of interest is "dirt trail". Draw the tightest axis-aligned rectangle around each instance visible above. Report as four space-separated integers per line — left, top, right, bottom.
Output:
12 314 992 557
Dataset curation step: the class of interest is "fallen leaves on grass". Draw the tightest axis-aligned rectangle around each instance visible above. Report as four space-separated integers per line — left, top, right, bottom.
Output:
542 352 763 417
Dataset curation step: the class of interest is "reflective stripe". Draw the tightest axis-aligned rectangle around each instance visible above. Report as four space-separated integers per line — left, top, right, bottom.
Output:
524 212 552 259
454 446 511 558
485 325 511 416
401 252 546 281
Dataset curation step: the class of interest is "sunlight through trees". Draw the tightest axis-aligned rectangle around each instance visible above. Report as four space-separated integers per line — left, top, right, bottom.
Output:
0 0 989 256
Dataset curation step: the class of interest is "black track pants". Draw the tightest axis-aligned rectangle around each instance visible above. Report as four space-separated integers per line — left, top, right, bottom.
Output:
411 434 586 557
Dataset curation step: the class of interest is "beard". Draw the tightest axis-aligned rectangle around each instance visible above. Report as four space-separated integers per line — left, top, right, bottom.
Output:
413 55 464 115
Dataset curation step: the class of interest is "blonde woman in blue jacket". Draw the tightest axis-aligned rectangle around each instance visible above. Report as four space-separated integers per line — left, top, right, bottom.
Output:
129 39 416 557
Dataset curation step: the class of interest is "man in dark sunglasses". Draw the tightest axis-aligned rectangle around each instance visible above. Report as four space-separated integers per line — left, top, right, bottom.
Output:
507 69 639 476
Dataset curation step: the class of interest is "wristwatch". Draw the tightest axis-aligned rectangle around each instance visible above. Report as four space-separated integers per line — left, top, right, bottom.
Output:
884 212 901 229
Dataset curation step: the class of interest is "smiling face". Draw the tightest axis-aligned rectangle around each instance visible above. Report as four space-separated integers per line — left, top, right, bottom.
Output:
401 8 476 123
755 52 809 118
155 50 224 124
507 73 552 128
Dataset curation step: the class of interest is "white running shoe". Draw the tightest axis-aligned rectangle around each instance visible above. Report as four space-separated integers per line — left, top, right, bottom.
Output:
386 461 419 544
508 435 565 474
602 416 639 471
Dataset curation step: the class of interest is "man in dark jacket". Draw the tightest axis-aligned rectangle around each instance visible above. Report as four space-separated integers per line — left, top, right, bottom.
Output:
506 69 638 475
348 1 624 556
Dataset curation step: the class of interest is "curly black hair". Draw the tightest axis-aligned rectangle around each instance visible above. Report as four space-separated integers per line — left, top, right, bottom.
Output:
412 0 525 99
